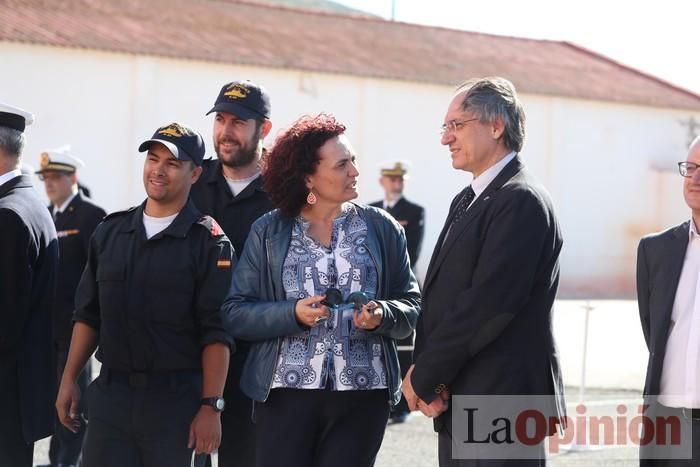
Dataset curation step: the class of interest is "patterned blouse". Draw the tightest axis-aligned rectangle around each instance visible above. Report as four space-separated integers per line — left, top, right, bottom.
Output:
271 204 387 391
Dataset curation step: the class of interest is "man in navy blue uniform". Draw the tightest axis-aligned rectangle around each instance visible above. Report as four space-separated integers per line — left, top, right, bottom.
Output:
56 123 234 467
190 80 274 467
0 103 59 467
36 146 106 467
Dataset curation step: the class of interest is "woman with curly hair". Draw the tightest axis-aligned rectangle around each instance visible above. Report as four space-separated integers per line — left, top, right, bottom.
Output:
222 113 420 467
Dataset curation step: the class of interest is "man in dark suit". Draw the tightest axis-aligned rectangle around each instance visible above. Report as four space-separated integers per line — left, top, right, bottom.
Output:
637 135 700 466
402 77 565 466
36 146 106 467
370 160 425 424
0 103 59 466
190 80 274 467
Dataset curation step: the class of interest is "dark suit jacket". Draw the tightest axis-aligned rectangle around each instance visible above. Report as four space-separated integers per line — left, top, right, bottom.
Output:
0 174 59 442
369 197 425 267
637 221 689 397
412 156 565 432
50 193 106 344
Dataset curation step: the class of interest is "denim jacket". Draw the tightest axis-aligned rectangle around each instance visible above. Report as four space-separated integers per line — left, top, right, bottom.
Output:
222 203 421 406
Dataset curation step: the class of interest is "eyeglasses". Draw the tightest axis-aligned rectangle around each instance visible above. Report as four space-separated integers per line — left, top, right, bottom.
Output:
678 162 699 177
440 118 479 136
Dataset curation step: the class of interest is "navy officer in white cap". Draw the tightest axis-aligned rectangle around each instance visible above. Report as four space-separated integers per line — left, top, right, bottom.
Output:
36 146 105 467
0 103 59 466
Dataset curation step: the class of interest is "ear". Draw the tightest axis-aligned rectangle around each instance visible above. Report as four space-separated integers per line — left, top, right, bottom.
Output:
260 119 273 139
190 165 203 184
70 173 78 185
491 118 505 141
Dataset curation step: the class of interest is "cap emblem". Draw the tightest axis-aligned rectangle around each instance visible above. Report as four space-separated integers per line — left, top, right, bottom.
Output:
40 152 50 168
223 83 250 100
157 123 191 138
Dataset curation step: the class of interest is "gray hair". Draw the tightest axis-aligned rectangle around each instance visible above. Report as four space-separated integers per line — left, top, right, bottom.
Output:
0 126 25 158
455 77 525 153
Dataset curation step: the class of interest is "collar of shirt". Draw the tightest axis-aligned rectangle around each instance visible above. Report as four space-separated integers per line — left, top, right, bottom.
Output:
689 218 700 241
471 151 517 199
296 203 354 234
0 169 22 187
53 190 79 216
121 198 201 238
224 170 261 197
384 196 402 210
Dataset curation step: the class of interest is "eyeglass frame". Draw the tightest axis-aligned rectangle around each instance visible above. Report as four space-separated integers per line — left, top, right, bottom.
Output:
440 117 480 136
678 162 699 178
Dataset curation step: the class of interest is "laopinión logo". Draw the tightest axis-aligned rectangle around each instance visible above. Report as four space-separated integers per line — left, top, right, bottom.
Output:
449 395 693 460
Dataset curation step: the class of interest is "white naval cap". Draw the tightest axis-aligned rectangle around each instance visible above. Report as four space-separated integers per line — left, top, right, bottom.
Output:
379 160 412 177
0 102 35 132
36 145 85 174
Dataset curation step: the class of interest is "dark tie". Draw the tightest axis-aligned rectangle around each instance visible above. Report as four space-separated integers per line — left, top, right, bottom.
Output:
54 210 62 223
450 185 476 226
442 186 475 246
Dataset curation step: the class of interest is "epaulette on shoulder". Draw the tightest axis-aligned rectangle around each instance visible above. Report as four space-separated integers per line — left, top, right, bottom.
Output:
197 215 225 237
103 206 138 222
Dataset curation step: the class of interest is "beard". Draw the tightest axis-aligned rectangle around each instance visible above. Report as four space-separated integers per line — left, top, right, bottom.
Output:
215 128 262 169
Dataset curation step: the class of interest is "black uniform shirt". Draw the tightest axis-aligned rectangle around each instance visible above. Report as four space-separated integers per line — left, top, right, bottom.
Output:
51 193 106 344
73 199 235 371
189 158 274 256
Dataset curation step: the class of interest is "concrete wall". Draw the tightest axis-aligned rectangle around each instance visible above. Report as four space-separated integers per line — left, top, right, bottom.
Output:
3 42 698 297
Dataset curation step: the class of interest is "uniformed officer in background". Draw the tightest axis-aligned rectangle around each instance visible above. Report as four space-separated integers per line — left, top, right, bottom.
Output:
56 122 234 467
36 146 106 467
190 79 274 467
0 103 59 466
370 160 425 424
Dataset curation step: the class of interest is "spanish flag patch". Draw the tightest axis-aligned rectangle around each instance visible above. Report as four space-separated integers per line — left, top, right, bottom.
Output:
217 259 232 269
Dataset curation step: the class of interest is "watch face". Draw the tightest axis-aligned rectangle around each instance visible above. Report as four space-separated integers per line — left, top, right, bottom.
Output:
215 398 225 411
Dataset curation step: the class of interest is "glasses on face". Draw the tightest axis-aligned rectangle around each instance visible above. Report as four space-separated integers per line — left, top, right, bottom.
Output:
440 117 479 136
678 162 699 178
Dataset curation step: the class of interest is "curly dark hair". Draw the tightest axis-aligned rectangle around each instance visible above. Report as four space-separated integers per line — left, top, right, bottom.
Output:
262 114 346 217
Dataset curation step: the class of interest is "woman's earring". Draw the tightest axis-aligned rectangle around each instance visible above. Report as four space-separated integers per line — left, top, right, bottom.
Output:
307 190 317 205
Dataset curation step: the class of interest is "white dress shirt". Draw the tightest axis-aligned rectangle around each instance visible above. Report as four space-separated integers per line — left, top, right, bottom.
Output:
470 151 516 202
52 190 78 219
383 196 402 210
659 219 700 408
0 168 21 187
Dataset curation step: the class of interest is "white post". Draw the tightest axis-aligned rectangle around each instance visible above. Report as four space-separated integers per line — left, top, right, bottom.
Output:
563 300 601 451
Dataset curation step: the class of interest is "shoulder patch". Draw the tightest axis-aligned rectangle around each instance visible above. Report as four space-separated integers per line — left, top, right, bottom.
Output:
103 206 138 221
197 215 224 237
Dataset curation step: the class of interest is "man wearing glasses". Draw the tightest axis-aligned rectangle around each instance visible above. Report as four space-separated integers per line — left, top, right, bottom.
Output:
637 135 700 465
402 77 565 466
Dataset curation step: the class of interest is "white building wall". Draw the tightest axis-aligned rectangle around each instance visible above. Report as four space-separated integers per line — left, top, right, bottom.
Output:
3 42 698 297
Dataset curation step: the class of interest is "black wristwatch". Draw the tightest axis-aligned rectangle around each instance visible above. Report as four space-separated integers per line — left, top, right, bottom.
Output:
201 396 225 412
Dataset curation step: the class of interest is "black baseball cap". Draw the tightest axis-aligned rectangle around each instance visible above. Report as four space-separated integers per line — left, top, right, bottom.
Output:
138 123 206 166
207 80 271 120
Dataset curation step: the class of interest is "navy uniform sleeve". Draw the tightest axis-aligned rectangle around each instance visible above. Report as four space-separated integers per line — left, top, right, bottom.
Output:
195 217 236 350
73 227 101 331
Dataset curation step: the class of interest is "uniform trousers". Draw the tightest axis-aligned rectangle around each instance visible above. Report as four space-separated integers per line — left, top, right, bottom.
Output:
0 361 34 467
254 387 390 467
81 368 202 467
